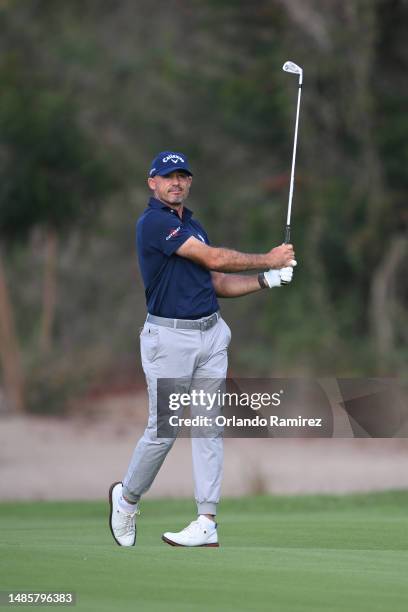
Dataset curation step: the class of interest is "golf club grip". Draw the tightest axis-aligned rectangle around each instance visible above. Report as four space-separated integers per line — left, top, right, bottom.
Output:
284 225 291 244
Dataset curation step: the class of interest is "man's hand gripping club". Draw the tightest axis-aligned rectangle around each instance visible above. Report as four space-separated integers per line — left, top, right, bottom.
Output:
260 243 297 288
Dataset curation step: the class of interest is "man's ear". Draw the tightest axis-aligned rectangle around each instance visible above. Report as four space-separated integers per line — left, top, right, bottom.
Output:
147 177 156 191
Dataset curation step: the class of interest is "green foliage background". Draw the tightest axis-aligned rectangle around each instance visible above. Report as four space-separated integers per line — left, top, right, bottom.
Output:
0 0 407 409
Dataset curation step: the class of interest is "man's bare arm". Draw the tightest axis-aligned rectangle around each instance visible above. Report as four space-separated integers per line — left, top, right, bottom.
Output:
211 271 262 297
176 237 295 272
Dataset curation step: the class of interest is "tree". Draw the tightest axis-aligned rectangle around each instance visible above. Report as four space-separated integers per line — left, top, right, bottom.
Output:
0 54 115 411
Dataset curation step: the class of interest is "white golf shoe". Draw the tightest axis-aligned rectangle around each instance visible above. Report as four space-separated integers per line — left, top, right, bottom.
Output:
162 515 219 547
109 481 138 547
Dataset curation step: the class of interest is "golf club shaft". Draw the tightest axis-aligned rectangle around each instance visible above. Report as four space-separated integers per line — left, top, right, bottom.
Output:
285 83 302 244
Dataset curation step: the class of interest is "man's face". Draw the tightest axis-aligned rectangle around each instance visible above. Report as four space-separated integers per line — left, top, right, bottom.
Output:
148 171 192 207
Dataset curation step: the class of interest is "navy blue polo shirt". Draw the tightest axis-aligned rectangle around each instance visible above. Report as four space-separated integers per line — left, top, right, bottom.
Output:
136 197 219 318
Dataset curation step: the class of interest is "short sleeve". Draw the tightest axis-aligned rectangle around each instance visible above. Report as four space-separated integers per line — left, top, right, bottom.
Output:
147 212 193 257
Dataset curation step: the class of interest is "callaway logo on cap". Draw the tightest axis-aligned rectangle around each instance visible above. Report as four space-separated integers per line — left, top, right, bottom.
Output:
149 150 193 177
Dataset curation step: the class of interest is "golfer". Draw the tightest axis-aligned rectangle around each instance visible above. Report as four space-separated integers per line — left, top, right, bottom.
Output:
109 151 296 547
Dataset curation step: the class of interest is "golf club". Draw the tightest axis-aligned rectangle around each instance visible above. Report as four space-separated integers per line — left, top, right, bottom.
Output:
282 60 303 244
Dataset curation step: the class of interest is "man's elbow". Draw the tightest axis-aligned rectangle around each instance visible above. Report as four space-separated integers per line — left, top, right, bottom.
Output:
210 271 226 296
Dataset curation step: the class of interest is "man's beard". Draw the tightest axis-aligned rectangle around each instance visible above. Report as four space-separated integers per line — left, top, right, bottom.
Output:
168 194 184 205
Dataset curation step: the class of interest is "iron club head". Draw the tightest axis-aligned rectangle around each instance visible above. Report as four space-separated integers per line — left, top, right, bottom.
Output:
283 61 303 85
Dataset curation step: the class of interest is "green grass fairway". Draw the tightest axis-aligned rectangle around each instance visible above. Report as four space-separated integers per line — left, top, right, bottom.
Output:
1 492 408 611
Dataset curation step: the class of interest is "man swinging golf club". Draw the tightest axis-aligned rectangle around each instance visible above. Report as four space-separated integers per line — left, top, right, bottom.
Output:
109 61 302 548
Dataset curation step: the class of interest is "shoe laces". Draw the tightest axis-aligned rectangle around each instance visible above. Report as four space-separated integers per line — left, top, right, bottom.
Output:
181 520 201 537
116 512 134 536
116 505 139 536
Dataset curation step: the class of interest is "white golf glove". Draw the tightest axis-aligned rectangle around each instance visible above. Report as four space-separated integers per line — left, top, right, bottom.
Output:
263 264 295 288
279 266 294 285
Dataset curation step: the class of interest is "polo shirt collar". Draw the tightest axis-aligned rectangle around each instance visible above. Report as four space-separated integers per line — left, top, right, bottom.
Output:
148 197 193 221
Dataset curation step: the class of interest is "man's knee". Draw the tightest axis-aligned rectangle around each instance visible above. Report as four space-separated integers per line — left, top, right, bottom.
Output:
142 431 176 450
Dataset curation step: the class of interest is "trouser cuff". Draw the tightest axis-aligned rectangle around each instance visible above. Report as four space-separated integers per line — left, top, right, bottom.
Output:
122 485 141 504
197 502 217 515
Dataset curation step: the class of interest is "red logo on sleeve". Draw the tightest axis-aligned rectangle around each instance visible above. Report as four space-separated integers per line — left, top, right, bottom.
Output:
165 226 181 241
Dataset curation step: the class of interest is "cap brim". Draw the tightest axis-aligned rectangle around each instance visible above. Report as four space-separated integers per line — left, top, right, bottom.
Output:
154 166 193 177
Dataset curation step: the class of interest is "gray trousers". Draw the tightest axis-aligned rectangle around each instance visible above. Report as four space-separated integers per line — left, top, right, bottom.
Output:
122 315 231 515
